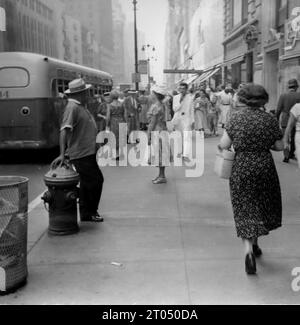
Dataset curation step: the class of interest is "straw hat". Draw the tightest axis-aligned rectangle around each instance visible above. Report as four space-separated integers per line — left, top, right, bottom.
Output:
64 78 92 94
288 79 299 89
152 85 167 96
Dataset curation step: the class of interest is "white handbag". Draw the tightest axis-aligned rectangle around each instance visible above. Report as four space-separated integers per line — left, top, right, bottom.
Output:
214 148 235 179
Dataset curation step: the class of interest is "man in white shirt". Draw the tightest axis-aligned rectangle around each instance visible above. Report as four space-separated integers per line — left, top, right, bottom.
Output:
284 103 300 168
171 82 195 160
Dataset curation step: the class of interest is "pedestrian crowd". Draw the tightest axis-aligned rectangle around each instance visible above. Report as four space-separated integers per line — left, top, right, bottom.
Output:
52 76 299 277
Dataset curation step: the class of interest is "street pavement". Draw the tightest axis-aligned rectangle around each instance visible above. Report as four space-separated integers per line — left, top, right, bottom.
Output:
1 133 300 305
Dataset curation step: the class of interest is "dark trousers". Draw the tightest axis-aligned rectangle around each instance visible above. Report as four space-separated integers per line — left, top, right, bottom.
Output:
72 154 104 219
290 127 296 157
282 126 296 159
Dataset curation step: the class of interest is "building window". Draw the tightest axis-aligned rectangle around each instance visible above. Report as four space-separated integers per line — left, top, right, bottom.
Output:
231 0 248 29
38 22 43 53
36 1 41 14
233 0 242 26
42 5 47 18
276 0 288 31
278 0 288 8
198 21 205 45
29 0 35 10
48 9 53 21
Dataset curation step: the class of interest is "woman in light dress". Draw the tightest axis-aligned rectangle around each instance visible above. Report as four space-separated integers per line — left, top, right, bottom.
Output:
147 86 168 184
194 89 209 132
106 91 127 160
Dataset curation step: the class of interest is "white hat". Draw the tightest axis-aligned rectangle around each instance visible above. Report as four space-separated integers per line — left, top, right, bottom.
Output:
151 85 167 96
64 78 92 94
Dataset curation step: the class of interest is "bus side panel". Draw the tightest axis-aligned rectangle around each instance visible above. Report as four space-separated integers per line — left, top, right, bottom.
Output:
41 98 62 149
0 99 60 149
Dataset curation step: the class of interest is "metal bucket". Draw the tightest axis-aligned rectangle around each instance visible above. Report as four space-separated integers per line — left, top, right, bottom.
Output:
0 176 29 295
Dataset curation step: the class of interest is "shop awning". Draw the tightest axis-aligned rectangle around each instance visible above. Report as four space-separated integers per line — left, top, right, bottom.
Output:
194 66 221 84
185 74 200 85
223 54 245 67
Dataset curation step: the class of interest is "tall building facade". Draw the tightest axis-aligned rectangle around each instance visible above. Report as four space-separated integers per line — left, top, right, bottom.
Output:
262 0 300 110
61 0 114 72
223 0 300 110
112 0 126 86
189 0 223 89
164 0 200 89
81 27 99 69
62 14 83 65
0 0 58 57
223 0 261 90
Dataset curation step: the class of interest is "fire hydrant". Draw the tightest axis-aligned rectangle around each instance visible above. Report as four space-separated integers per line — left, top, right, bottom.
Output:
42 161 80 236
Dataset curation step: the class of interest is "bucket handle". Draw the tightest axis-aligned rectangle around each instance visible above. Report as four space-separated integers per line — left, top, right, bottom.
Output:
50 157 72 171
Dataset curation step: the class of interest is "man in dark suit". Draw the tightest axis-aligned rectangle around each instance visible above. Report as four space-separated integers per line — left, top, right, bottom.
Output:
123 90 140 142
276 79 300 163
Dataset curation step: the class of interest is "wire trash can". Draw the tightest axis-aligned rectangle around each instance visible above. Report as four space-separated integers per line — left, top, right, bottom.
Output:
0 176 29 295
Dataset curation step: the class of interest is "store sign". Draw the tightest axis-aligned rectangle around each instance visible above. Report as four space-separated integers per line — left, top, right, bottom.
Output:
138 60 148 74
224 34 247 61
132 73 141 83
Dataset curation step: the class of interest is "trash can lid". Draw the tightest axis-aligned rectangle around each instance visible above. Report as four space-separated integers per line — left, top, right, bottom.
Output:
0 176 29 188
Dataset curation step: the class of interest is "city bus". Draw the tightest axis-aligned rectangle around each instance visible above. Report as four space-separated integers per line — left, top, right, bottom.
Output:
0 52 113 150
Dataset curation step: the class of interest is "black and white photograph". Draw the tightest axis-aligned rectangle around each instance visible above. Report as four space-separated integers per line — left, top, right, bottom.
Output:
0 0 300 308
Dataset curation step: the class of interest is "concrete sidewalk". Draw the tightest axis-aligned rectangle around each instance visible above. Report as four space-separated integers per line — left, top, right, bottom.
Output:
1 135 300 305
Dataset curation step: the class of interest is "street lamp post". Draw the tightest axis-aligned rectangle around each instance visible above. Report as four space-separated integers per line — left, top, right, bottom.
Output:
133 0 139 92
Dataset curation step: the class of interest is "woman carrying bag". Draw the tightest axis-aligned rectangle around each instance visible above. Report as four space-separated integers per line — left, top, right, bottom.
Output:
218 84 284 276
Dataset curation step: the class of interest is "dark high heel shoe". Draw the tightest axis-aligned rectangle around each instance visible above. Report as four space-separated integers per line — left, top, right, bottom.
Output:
253 245 262 257
245 253 256 275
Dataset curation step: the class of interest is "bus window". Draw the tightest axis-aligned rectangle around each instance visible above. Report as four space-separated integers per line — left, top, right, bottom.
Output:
51 79 58 97
88 86 94 97
57 79 64 94
63 80 70 92
0 67 30 88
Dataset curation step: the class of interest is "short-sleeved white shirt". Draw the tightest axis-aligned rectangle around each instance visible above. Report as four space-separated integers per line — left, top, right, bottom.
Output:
61 99 98 160
291 104 300 132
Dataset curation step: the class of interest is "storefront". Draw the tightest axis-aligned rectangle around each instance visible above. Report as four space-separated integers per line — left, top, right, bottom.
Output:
223 23 259 89
280 13 300 94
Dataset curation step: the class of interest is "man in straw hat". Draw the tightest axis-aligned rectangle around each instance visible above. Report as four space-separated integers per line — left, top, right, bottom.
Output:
53 78 104 222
